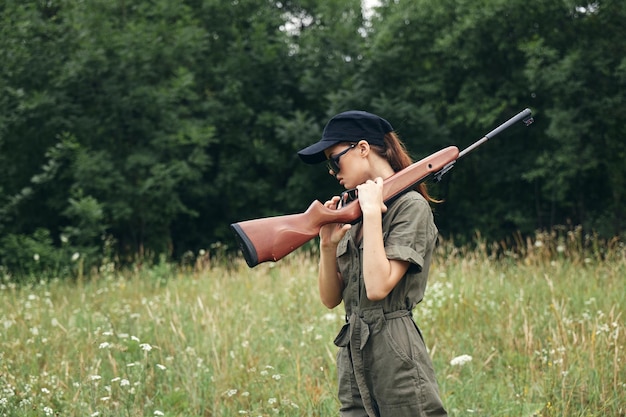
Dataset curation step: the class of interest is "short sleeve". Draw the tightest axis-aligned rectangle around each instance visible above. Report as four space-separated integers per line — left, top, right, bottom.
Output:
383 192 438 272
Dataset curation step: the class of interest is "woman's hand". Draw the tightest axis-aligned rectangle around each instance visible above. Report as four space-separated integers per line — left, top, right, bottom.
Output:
319 196 352 247
356 177 387 216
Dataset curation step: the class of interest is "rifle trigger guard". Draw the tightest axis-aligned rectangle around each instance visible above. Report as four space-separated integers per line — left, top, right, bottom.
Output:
337 188 358 209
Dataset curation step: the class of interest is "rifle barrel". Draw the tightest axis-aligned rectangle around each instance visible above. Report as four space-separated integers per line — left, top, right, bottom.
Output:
458 108 533 159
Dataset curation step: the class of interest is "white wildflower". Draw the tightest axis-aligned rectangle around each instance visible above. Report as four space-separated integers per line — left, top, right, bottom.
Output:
120 379 130 387
72 252 80 261
323 313 337 321
156 364 167 371
33 254 40 262
154 411 164 416
140 343 152 351
268 398 277 405
99 342 111 349
450 354 473 366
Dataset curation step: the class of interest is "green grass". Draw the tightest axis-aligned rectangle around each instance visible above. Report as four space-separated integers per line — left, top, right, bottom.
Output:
0 235 625 416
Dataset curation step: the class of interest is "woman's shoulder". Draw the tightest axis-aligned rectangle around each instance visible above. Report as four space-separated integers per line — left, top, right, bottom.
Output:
389 190 429 208
384 190 432 222
383 190 437 240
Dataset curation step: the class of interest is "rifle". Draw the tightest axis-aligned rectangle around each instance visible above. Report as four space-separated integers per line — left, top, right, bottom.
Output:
231 108 533 267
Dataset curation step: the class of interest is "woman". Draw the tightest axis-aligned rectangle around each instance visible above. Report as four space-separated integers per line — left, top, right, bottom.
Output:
297 110 448 417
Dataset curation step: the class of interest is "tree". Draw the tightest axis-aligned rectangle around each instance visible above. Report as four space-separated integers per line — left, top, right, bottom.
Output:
360 0 626 241
522 0 626 237
2 0 625 277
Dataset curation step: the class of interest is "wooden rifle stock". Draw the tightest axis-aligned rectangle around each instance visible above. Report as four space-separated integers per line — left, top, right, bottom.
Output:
230 146 459 267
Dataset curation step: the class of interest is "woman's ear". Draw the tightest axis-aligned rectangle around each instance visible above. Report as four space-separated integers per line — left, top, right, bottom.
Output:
357 140 370 157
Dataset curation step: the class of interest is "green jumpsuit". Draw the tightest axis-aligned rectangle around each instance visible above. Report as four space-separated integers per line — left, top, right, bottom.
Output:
333 191 447 417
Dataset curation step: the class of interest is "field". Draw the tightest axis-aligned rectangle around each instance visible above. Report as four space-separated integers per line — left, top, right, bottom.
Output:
1 233 625 416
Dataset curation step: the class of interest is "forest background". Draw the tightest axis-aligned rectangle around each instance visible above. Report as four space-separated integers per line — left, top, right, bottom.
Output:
1 0 625 278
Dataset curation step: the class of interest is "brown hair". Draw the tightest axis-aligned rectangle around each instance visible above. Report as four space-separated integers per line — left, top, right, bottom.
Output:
370 132 439 204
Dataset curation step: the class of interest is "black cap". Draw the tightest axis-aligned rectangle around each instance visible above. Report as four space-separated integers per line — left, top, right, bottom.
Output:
297 110 394 164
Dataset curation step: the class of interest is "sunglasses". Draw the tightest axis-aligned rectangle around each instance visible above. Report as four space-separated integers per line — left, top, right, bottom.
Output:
326 143 356 174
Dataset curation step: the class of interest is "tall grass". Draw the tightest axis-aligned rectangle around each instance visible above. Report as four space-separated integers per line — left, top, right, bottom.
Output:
0 234 624 416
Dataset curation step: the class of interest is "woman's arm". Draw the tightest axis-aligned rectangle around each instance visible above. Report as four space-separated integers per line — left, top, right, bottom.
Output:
317 196 350 309
358 178 410 301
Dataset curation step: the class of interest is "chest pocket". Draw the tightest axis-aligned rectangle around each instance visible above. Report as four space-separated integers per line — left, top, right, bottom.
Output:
336 237 350 286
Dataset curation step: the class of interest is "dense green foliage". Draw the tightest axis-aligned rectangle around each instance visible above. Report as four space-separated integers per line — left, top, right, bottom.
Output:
1 0 624 276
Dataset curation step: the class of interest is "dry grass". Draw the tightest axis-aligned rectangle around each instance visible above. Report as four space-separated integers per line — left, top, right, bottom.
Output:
0 233 624 416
